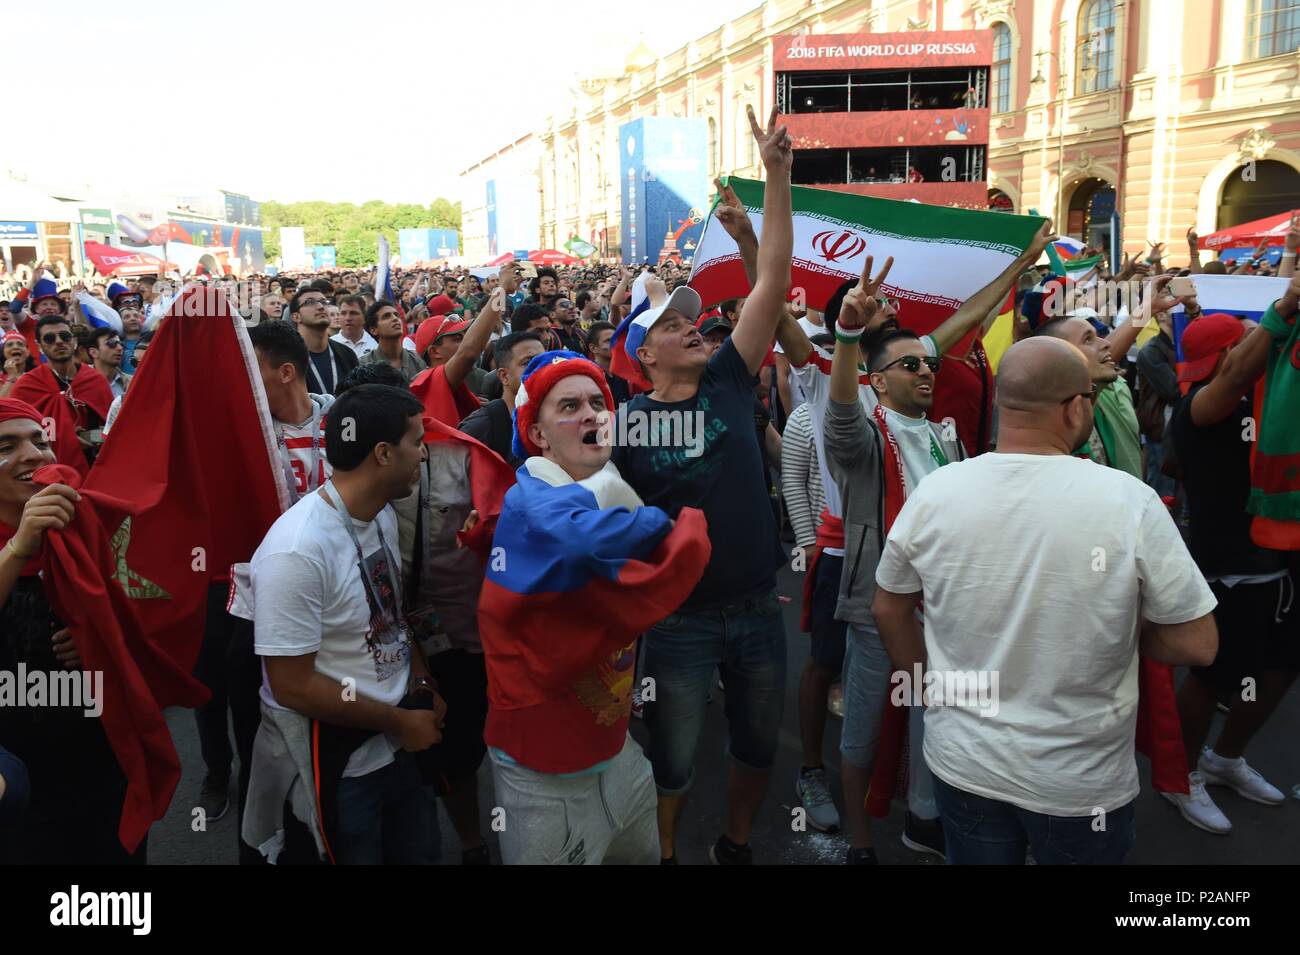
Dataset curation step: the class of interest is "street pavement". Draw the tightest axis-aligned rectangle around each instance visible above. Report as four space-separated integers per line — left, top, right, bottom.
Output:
149 563 1300 865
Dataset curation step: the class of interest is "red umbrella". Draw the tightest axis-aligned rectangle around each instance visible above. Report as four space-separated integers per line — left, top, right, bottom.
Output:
527 249 577 266
483 251 515 266
84 240 178 276
1199 210 1299 251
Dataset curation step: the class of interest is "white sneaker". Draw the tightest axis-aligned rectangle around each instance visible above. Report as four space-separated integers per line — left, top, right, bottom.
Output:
1198 749 1285 805
1161 772 1232 834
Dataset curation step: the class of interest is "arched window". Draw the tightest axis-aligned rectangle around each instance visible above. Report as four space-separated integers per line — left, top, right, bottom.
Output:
708 117 718 179
1248 0 1300 59
1076 0 1116 94
991 22 1012 113
734 106 754 171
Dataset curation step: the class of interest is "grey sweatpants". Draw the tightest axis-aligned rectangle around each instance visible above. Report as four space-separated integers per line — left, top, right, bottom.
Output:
489 735 659 865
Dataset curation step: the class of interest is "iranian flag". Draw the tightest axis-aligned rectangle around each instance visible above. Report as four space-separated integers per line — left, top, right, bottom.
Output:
689 176 1046 348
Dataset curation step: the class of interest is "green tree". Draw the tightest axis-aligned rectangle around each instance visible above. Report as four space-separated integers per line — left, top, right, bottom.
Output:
259 198 463 267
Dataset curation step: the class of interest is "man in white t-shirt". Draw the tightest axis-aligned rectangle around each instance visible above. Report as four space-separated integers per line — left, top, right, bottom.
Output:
873 337 1218 864
249 383 445 864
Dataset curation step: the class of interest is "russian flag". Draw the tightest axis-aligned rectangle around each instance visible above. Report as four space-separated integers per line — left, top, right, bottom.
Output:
478 460 711 773
1172 274 1291 358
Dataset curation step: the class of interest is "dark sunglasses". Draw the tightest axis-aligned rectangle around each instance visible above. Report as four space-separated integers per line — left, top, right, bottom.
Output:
876 354 940 375
1061 384 1100 404
41 331 74 344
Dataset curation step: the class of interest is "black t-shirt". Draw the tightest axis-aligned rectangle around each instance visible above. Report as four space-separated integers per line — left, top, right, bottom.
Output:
1168 385 1288 577
613 337 784 610
307 347 339 395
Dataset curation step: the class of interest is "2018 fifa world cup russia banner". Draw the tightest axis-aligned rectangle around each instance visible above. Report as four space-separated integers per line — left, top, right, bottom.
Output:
688 176 1046 347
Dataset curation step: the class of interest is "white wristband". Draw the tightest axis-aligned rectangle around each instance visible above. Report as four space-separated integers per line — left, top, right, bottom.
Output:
1283 252 1296 259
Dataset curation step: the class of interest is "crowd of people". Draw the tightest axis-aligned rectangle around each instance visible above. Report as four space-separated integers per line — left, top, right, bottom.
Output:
0 105 1297 866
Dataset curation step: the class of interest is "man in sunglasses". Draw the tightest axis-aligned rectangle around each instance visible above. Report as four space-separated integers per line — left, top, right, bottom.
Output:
8 313 113 469
87 327 131 399
822 256 966 864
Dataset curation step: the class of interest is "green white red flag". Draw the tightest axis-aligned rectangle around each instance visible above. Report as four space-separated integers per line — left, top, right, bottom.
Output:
688 176 1045 347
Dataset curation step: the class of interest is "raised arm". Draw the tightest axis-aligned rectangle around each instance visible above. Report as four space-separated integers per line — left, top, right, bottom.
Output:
1186 227 1202 274
712 177 759 291
731 106 793 375
445 261 515 388
1279 213 1299 280
927 219 1054 356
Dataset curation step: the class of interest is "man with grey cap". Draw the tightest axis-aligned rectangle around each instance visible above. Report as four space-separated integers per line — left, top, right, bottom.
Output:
611 105 794 865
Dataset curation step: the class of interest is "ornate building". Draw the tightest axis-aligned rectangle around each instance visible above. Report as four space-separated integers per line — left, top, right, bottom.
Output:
459 0 1300 263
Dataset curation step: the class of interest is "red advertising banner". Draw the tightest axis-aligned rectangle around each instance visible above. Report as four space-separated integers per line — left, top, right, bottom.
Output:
774 30 993 72
84 240 177 277
786 109 989 149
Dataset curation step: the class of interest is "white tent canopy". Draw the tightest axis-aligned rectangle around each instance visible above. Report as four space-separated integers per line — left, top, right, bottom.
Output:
0 177 78 222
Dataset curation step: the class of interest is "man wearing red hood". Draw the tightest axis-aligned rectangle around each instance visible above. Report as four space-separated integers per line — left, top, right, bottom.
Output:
9 312 113 472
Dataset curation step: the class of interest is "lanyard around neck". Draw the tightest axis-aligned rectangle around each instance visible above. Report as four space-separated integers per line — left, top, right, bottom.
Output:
277 402 322 502
308 345 338 395
319 481 405 630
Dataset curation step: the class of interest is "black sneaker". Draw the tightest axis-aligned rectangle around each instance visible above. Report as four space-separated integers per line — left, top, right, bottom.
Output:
846 846 878 865
708 835 752 865
462 844 491 865
199 773 230 823
901 812 945 859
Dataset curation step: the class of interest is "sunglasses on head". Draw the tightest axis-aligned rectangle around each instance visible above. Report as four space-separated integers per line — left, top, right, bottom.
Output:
876 354 940 375
41 331 74 344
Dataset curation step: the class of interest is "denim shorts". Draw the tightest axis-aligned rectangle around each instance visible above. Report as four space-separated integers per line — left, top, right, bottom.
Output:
642 587 787 795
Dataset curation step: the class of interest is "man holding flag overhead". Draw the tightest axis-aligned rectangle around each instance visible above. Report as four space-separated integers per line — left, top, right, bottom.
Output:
479 350 710 864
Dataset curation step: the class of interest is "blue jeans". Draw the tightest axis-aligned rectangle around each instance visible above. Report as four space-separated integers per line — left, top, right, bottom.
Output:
334 753 441 865
1144 438 1175 497
933 776 1136 865
642 588 787 794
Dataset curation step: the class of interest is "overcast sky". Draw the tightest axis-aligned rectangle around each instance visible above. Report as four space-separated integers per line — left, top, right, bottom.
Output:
5 0 756 206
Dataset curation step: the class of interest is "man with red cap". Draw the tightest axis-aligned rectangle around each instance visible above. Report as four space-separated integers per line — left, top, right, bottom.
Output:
1164 277 1300 837
478 350 710 864
6 265 61 360
0 398 141 863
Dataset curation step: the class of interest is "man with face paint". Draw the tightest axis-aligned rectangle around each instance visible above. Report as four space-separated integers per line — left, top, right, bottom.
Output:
0 398 146 864
479 351 710 865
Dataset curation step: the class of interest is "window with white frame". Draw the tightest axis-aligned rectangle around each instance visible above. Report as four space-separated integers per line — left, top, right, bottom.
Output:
992 22 1012 112
1076 0 1116 94
1248 0 1300 58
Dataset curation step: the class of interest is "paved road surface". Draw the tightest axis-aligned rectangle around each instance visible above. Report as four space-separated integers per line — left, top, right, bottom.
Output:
149 565 1300 865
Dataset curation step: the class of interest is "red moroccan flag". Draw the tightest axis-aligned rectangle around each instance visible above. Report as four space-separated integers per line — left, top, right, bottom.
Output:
85 285 290 678
32 462 210 853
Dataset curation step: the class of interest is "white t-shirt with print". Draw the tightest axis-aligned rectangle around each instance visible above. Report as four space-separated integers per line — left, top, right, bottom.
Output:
251 491 412 778
874 452 1217 817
